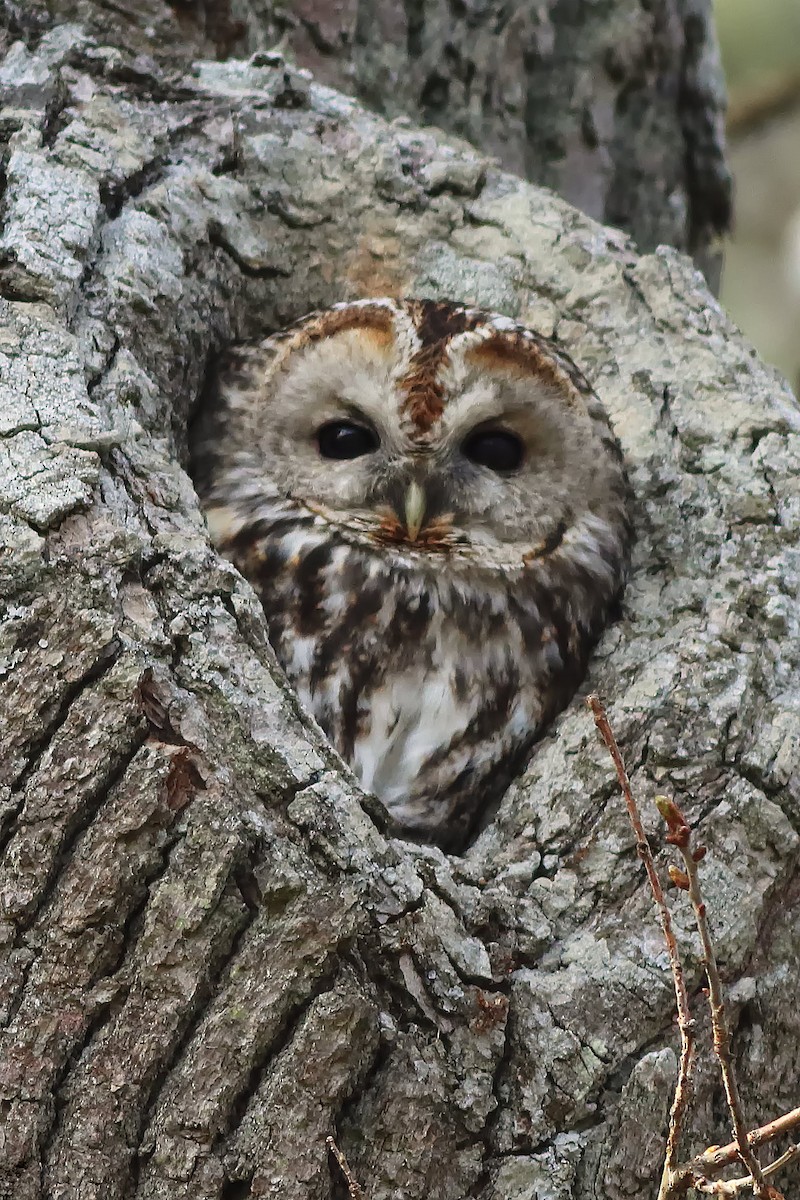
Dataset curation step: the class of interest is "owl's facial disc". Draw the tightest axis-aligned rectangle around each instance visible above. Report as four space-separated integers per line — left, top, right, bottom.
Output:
309 407 530 546
219 314 623 565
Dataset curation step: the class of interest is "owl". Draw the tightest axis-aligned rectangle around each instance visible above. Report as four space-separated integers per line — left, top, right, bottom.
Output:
196 298 632 850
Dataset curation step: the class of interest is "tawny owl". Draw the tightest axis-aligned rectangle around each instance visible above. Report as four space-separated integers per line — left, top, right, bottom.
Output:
196 298 632 850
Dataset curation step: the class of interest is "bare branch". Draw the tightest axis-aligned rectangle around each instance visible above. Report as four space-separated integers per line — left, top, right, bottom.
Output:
690 1109 800 1176
587 696 696 1199
656 798 772 1197
327 1135 366 1200
690 1145 797 1196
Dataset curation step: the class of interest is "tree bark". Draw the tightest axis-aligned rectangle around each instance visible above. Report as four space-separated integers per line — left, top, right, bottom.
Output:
0 6 798 1200
190 0 732 285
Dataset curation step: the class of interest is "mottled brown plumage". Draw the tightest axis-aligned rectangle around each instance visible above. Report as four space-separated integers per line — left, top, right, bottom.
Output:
196 298 632 850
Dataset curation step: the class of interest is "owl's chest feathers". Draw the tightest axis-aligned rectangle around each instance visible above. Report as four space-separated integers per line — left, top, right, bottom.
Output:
248 526 584 833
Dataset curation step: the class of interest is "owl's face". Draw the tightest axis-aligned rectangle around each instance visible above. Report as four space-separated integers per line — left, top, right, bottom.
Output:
209 299 626 572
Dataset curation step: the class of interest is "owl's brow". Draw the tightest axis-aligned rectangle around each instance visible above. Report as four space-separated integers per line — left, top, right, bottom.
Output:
406 298 486 345
399 343 448 433
296 304 396 348
461 334 587 408
399 300 487 433
399 331 589 435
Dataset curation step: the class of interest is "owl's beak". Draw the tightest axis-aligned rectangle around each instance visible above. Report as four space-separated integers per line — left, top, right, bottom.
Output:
404 480 426 542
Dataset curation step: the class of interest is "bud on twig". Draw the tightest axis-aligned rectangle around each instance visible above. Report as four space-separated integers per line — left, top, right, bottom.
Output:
668 865 690 891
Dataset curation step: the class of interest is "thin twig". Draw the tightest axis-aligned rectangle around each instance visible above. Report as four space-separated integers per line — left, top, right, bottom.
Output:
693 1179 769 1197
656 798 772 1198
680 1108 800 1179
587 696 696 1199
693 1144 797 1195
326 1135 365 1199
588 699 799 1199
763 1145 799 1180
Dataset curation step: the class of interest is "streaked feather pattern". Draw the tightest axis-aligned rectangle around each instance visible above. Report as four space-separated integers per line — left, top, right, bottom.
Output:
197 298 632 849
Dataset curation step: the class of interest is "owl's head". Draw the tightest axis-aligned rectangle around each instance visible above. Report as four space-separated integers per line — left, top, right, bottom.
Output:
202 298 630 574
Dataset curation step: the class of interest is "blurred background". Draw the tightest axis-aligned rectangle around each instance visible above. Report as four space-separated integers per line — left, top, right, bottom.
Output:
715 0 800 394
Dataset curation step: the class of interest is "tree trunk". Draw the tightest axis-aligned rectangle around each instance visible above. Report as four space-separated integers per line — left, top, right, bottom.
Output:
0 5 798 1200
189 0 732 285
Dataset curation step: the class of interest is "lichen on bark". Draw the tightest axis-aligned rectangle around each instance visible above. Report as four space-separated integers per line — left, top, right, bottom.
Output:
208 0 732 283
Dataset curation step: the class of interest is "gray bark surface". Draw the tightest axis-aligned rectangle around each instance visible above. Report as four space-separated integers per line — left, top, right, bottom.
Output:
204 0 732 281
0 7 798 1200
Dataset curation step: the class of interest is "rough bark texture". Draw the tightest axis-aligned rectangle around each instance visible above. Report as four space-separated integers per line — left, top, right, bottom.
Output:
195 0 732 283
0 6 798 1200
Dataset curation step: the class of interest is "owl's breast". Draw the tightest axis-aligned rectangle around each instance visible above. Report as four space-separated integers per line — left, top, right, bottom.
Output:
350 664 470 807
256 534 560 840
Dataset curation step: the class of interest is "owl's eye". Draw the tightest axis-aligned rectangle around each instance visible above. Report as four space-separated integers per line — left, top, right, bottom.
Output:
462 429 524 473
317 420 379 460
